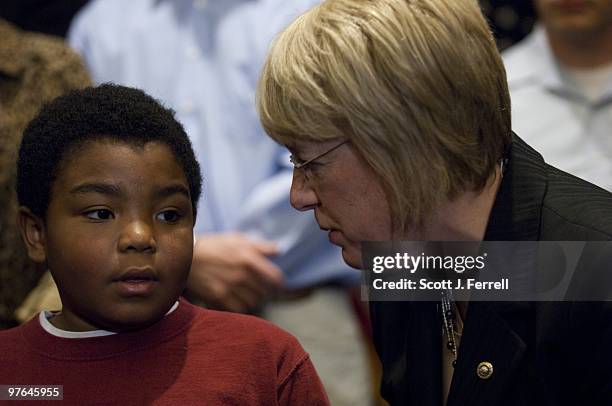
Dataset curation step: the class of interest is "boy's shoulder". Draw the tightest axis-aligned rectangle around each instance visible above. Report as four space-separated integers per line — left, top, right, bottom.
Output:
187 302 305 354
0 300 308 364
0 321 25 345
0 314 30 337
0 300 304 352
0 318 37 368
184 303 324 399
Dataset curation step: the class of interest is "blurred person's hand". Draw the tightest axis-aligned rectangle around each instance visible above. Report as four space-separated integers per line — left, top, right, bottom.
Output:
187 233 284 313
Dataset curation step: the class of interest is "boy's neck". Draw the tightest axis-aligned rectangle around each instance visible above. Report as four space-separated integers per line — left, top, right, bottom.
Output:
49 312 96 332
47 301 180 334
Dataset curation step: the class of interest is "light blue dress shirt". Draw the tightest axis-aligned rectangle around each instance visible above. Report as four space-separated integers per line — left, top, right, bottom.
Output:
503 26 612 191
68 0 360 288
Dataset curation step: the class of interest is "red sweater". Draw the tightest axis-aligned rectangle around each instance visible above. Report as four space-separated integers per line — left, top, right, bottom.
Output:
0 299 329 405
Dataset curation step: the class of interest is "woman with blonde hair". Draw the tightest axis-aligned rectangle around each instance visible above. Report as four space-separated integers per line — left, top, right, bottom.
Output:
257 0 612 405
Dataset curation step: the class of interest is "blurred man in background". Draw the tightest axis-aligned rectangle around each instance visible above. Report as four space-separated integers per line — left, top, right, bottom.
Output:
504 0 612 190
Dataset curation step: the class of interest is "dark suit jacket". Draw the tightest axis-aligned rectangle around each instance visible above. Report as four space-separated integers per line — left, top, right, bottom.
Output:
370 135 612 406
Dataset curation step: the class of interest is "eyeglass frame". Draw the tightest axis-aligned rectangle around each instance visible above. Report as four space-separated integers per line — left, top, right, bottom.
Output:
289 140 349 170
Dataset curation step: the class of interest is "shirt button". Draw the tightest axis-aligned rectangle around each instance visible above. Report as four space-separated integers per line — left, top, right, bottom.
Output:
476 361 493 379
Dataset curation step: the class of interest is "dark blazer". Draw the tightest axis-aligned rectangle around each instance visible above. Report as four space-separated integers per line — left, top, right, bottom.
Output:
370 135 612 406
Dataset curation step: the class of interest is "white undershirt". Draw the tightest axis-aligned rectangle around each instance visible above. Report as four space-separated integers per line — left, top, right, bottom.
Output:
39 301 180 338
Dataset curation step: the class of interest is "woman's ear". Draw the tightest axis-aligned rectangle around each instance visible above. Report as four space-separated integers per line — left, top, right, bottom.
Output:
17 207 47 264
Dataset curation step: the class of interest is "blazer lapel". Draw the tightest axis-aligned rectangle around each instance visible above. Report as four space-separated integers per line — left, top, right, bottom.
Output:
484 133 548 242
448 134 547 405
371 301 442 406
447 302 530 406
403 302 443 406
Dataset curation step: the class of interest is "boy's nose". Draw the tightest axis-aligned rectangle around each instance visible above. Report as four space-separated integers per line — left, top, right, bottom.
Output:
290 171 319 211
118 220 157 253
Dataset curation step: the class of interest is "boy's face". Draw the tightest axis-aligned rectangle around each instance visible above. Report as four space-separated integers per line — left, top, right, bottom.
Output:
25 140 194 332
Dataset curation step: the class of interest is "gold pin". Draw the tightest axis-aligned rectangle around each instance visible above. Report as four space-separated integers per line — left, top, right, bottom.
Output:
476 361 494 379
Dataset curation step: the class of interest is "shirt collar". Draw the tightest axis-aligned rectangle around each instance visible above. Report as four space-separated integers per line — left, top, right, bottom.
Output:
39 301 180 339
529 26 570 93
519 25 612 103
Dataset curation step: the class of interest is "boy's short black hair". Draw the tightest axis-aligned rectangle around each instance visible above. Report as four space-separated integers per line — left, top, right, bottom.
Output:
16 84 202 219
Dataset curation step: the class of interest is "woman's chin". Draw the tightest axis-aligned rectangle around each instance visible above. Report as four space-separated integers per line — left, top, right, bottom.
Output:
340 246 364 270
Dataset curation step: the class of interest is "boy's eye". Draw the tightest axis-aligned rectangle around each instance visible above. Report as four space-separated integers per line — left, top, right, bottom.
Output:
84 209 114 220
156 210 182 223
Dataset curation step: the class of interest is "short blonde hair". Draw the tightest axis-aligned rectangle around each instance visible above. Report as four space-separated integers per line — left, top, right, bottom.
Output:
257 0 511 229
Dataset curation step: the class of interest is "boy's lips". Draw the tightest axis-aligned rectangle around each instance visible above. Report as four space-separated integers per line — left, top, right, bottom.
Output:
114 267 158 282
113 267 159 296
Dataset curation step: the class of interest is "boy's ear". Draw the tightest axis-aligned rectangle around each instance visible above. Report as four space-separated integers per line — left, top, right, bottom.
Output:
17 207 47 264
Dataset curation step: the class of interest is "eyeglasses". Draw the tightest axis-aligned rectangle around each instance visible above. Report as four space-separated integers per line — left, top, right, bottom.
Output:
289 140 348 170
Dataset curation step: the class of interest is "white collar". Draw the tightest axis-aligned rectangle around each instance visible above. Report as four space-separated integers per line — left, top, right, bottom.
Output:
513 25 612 102
39 301 180 338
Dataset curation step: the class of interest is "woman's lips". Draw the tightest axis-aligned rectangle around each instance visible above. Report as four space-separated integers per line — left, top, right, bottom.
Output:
328 230 342 245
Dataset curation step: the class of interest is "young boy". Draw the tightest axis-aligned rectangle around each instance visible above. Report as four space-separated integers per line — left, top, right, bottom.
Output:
0 84 329 405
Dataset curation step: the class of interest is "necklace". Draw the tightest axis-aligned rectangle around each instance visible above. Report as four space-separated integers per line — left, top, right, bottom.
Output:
440 159 505 367
441 290 460 367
